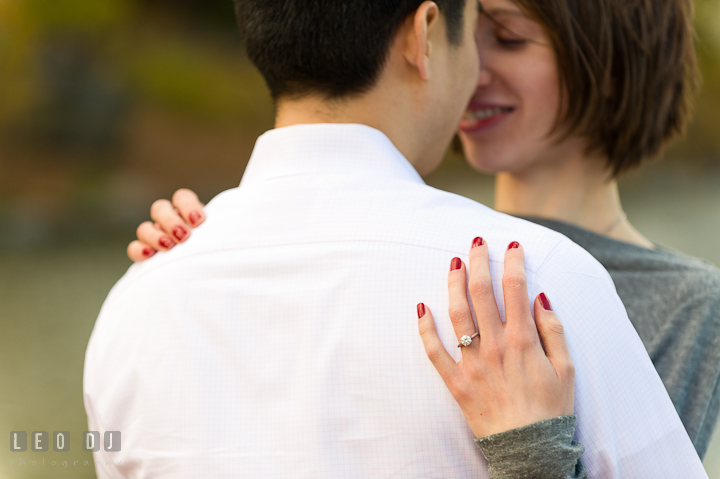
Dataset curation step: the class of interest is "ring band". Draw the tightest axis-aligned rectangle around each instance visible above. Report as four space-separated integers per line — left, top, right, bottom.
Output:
458 332 480 348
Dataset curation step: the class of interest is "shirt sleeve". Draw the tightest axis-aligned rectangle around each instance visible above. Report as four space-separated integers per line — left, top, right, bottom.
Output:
475 415 587 479
529 243 706 476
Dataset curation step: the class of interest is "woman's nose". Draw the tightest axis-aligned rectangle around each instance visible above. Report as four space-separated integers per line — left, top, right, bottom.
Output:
477 62 492 87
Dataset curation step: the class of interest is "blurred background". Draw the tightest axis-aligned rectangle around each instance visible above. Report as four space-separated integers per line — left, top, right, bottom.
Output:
0 0 719 477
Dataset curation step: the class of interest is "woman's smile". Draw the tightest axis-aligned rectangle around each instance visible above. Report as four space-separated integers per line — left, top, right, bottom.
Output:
459 102 515 133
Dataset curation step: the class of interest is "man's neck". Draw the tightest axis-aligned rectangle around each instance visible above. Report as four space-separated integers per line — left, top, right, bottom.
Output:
273 91 440 176
275 97 348 127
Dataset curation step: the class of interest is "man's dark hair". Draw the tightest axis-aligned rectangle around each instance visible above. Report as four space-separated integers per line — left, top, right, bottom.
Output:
234 0 467 100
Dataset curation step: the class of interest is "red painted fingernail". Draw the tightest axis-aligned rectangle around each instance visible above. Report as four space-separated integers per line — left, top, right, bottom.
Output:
450 257 462 271
540 293 552 311
472 237 484 248
508 241 520 250
189 211 202 226
159 236 174 250
417 303 426 319
142 247 155 258
173 226 188 242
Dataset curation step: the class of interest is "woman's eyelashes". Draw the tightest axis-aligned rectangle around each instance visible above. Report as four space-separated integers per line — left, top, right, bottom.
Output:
496 34 528 47
477 29 527 48
478 21 530 48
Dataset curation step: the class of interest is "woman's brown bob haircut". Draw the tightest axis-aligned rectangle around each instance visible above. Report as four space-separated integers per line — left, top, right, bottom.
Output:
512 0 698 176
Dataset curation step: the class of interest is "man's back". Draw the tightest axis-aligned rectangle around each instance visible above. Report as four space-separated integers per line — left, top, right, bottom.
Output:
85 124 704 478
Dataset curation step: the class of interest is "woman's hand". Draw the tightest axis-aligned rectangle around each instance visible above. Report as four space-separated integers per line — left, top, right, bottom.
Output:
127 189 206 262
417 238 575 439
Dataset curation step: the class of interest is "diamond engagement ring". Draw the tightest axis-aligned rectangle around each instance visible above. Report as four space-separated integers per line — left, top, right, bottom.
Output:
458 332 480 348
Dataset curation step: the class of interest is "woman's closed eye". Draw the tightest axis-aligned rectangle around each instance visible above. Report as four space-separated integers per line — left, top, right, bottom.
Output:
477 28 529 49
495 33 528 47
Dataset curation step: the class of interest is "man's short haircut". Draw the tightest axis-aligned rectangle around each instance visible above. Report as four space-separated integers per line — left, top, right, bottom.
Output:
513 0 698 176
234 0 467 100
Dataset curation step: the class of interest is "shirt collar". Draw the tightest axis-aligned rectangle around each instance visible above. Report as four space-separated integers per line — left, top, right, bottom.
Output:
240 123 425 187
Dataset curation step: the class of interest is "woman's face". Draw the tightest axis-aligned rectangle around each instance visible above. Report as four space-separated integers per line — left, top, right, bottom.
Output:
459 0 577 174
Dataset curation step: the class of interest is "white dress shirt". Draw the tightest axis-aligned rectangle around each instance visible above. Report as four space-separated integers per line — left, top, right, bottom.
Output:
84 124 706 478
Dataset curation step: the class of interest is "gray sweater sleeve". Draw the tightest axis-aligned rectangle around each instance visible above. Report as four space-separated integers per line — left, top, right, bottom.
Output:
474 415 587 479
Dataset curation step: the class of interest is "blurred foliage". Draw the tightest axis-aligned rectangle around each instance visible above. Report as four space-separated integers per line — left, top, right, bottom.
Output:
0 0 272 152
126 35 271 124
22 0 133 32
140 0 239 29
0 0 37 128
682 0 720 160
0 0 275 244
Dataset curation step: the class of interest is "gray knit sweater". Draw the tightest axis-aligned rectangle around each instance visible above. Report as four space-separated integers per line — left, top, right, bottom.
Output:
476 415 587 479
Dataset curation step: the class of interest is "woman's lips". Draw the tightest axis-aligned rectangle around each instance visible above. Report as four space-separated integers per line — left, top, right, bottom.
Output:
459 105 515 133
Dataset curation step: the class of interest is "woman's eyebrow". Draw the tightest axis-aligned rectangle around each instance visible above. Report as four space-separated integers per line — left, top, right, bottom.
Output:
483 8 530 19
480 6 545 44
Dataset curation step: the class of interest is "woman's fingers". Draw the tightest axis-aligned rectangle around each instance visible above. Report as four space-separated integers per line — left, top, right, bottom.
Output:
127 240 156 262
502 242 536 340
172 188 206 228
150 199 192 244
137 221 176 252
447 257 479 349
127 189 204 262
533 294 574 375
533 293 575 413
418 303 458 382
467 237 503 341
